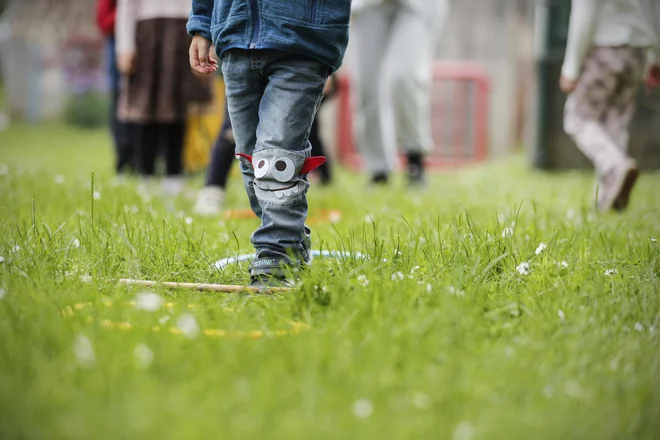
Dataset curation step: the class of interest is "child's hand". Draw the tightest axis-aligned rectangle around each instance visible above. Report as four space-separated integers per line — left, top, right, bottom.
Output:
189 34 218 75
117 52 136 75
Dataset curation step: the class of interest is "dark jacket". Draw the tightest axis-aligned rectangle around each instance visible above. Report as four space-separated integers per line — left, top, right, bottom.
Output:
187 0 351 72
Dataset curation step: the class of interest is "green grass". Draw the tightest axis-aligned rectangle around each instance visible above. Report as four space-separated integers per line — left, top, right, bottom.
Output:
0 123 659 439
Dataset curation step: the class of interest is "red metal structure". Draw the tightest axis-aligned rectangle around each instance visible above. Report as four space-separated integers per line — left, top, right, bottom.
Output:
336 62 490 170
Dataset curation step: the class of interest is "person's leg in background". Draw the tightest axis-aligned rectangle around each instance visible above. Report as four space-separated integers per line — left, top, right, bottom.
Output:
352 4 396 184
381 1 448 186
132 122 160 176
194 103 236 214
563 46 643 212
107 35 134 174
160 120 186 195
309 108 333 185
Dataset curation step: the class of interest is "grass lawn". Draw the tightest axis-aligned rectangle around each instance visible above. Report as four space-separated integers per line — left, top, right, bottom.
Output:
0 122 659 439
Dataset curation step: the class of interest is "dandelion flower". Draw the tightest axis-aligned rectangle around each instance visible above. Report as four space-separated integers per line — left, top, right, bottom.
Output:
516 262 530 275
453 421 475 440
604 268 617 276
557 310 565 322
353 399 373 419
73 334 95 368
135 292 163 312
176 313 199 339
134 343 154 368
535 243 547 255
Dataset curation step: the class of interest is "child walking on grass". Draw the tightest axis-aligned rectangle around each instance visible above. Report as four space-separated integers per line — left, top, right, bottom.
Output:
187 0 350 286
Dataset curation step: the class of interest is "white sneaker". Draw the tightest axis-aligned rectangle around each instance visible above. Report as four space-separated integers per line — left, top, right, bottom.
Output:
162 176 185 197
194 186 225 215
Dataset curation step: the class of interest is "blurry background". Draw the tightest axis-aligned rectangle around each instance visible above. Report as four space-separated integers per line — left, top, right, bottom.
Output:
0 0 659 171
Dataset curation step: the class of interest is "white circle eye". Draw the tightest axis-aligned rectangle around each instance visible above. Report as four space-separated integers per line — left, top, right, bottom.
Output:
271 157 296 182
254 158 270 178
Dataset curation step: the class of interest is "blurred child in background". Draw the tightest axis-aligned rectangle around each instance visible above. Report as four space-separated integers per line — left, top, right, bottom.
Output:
115 0 211 194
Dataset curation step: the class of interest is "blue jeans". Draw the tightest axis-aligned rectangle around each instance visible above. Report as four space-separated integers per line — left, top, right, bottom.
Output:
221 50 329 265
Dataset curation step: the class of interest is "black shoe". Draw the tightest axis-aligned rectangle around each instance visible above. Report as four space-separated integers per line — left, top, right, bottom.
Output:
249 251 297 288
371 173 389 185
406 153 426 187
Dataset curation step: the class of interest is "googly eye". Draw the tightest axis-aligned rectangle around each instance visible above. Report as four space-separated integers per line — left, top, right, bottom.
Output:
254 158 270 179
271 157 296 183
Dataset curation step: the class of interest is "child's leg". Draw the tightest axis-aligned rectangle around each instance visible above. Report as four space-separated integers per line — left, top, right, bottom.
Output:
205 104 236 188
309 113 332 184
161 121 186 176
133 123 159 176
223 50 328 279
221 50 268 219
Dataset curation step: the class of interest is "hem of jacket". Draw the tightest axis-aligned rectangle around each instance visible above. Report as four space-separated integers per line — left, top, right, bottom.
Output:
216 42 341 72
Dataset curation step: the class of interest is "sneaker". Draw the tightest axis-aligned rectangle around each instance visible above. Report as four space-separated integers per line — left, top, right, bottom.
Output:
370 173 389 186
249 251 296 288
194 186 225 216
407 153 427 187
597 159 638 212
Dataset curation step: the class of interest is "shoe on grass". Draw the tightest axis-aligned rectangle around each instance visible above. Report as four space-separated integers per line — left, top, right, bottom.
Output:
406 153 427 187
248 250 300 289
597 159 638 212
194 186 225 216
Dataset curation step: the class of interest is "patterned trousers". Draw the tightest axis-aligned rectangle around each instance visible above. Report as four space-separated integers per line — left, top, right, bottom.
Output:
564 46 647 175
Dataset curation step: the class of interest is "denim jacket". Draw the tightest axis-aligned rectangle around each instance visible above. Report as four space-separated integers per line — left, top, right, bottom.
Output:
187 0 351 72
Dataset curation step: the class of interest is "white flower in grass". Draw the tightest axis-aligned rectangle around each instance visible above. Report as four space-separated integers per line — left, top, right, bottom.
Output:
634 322 644 332
426 283 432 293
80 274 92 283
557 310 565 322
73 334 95 368
649 326 656 334
651 237 657 244
93 191 101 200
71 238 81 248
357 275 369 287
604 268 617 276
54 174 65 184
525 235 531 241
412 393 430 410
566 208 576 220
158 315 170 325
0 256 4 263
501 227 514 238
558 261 568 269
176 313 199 338
364 214 374 224
353 399 373 419
391 271 404 281
453 421 475 440
0 163 8 175
0 288 5 300
134 343 154 368
135 292 163 312
516 262 530 276
535 243 547 255
185 217 193 225
11 245 20 252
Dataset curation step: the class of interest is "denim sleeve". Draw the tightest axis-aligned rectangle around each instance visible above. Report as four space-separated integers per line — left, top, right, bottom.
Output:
187 0 213 40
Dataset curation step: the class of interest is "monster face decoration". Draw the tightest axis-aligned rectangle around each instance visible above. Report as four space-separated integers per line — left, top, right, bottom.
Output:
237 150 326 203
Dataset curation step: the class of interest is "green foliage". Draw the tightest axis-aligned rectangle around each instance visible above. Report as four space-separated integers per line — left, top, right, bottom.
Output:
64 92 109 129
0 123 659 439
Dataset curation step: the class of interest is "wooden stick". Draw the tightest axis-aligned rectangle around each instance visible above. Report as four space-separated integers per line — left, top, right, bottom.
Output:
118 279 291 293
